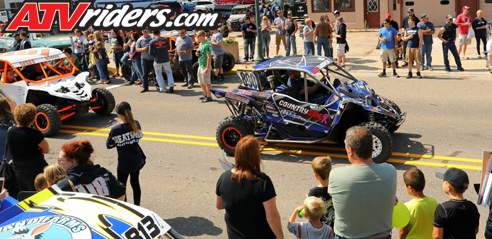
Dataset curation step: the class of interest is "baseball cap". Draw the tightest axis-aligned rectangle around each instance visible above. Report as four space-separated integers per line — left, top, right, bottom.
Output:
333 10 340 15
385 13 391 19
303 14 309 17
446 15 453 20
421 13 429 19
407 8 414 14
337 16 343 22
436 168 469 189
115 101 131 115
462 6 470 10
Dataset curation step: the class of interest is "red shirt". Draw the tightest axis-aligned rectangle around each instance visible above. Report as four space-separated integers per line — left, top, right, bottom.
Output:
456 13 472 34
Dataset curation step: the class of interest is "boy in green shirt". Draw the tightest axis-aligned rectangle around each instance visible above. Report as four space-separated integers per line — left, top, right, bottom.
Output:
196 30 213 103
399 167 438 239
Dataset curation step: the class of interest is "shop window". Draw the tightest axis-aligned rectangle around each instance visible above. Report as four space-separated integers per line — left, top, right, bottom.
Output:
405 1 414 6
312 0 330 12
335 0 355 11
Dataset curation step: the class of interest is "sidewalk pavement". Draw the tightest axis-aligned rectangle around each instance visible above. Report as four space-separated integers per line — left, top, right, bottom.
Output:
108 31 491 80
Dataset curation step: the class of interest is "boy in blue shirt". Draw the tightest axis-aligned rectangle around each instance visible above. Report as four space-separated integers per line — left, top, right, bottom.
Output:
378 19 399 78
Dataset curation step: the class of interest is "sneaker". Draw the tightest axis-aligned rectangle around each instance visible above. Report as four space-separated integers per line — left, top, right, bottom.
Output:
445 67 451 72
168 87 174 93
417 72 422 79
457 67 464 71
201 97 212 103
406 72 412 79
181 83 188 87
187 84 194 89
427 66 433 71
140 89 148 93
421 66 426 70
462 56 470 60
401 62 408 67
393 72 399 78
378 72 386 78
199 95 207 100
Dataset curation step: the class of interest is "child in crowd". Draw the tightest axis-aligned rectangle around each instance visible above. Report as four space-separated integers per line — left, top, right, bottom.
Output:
106 101 145 206
287 196 335 239
308 156 335 227
34 173 47 192
433 168 480 239
87 34 98 81
94 41 110 84
394 33 403 67
195 30 213 103
399 167 438 239
44 164 66 187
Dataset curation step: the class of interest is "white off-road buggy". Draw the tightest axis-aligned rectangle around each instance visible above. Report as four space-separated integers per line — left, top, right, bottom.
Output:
0 48 115 136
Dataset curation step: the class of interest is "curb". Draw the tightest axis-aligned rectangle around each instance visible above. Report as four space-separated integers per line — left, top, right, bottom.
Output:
108 67 238 76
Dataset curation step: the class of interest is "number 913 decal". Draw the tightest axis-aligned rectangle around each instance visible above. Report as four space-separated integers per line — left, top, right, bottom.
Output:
124 215 161 239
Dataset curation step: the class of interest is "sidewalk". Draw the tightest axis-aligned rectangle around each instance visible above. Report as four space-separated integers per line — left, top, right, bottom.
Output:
108 31 491 80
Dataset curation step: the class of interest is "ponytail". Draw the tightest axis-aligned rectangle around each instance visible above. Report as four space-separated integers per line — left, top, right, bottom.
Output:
123 109 139 134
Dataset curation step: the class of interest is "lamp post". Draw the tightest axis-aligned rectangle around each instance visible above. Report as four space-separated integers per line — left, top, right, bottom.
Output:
254 0 263 64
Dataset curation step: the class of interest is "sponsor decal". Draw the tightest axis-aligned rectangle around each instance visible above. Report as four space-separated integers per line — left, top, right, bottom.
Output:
0 215 91 239
278 100 308 115
277 100 330 125
237 89 253 96
237 71 261 91
279 109 305 121
225 92 249 103
3 0 221 34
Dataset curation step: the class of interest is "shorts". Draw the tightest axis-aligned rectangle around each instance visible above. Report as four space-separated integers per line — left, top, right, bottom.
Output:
276 34 286 46
406 47 421 64
197 67 211 85
336 44 346 56
212 54 223 70
380 49 395 62
457 34 472 45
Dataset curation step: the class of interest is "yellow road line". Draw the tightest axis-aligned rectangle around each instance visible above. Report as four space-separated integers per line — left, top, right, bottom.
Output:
60 126 482 165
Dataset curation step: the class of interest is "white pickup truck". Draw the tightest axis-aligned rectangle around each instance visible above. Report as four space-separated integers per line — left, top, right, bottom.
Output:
191 0 215 11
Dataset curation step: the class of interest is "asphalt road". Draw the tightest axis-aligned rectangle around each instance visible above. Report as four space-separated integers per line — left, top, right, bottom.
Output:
44 71 492 238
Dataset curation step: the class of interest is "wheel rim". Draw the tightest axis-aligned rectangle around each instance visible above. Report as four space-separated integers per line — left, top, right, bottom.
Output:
221 127 243 149
35 112 50 131
372 135 383 158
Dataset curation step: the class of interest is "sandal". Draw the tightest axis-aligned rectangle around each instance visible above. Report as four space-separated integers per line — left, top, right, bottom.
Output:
96 80 104 84
112 73 120 77
104 80 111 84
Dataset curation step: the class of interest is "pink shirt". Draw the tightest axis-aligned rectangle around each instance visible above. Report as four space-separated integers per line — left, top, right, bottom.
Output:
456 13 472 34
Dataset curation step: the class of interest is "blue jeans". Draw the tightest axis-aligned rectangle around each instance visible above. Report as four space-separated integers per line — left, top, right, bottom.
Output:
95 58 109 81
243 38 255 61
317 37 331 57
131 59 143 82
141 58 154 90
442 41 462 69
286 35 296 56
262 37 271 57
420 44 432 68
154 61 174 91
113 51 124 70
304 42 314 55
121 52 132 66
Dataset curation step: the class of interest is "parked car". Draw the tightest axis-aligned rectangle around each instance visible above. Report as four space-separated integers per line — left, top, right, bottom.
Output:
0 48 115 136
148 0 184 13
192 0 215 11
180 1 195 12
226 4 253 31
214 3 238 23
0 33 72 51
211 55 406 163
0 187 184 239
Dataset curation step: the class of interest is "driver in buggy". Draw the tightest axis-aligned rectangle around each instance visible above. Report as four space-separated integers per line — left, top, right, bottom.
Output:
283 71 325 103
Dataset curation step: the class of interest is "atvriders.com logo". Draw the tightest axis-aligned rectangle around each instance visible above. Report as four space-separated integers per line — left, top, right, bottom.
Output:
3 0 221 34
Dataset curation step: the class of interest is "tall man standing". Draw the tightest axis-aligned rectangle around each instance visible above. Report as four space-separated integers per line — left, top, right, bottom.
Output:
136 29 154 93
314 14 332 58
273 11 287 56
417 14 435 71
174 30 196 89
400 8 420 66
378 19 399 78
285 12 298 56
241 16 257 62
456 6 472 59
403 19 423 78
210 25 225 83
438 15 464 72
329 126 397 239
149 31 174 93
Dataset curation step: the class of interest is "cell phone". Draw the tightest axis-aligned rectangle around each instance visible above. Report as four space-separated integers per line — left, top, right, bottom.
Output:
0 177 5 191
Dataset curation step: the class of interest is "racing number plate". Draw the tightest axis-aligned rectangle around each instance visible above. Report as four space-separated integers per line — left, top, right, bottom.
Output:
237 70 262 91
123 215 162 239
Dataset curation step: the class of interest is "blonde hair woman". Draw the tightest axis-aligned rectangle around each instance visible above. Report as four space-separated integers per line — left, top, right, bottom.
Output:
261 16 272 59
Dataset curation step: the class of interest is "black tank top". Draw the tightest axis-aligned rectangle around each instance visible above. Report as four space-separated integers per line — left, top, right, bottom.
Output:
286 20 295 35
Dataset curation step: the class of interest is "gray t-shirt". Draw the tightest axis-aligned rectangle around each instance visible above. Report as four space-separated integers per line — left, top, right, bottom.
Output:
417 21 435 45
149 36 170 63
287 222 334 239
303 25 314 42
274 17 287 35
210 31 224 56
136 35 154 60
329 163 396 238
175 35 194 61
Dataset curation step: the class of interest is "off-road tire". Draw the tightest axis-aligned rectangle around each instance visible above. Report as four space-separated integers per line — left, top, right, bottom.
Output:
222 51 235 71
360 122 392 164
388 100 402 133
122 64 132 81
92 88 115 115
35 104 62 137
216 116 254 156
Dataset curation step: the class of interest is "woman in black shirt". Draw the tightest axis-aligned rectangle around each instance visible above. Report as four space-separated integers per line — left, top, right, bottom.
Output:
215 136 284 239
8 103 49 193
472 10 488 58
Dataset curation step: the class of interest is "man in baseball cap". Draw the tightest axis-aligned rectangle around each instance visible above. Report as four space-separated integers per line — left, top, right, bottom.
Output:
417 13 435 71
382 13 399 30
456 6 472 59
434 167 479 238
400 8 419 67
